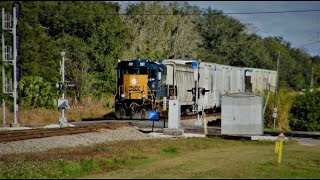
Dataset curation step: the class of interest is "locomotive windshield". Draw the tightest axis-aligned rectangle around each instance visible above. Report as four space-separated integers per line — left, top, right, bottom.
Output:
124 67 148 75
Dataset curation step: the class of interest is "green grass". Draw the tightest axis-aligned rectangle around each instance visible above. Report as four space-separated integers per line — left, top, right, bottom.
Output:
162 147 179 154
0 138 319 179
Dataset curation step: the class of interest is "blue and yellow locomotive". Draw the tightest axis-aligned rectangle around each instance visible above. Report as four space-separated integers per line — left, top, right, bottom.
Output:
114 59 166 119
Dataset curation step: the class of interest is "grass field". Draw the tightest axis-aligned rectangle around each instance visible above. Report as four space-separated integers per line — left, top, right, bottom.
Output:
0 138 319 179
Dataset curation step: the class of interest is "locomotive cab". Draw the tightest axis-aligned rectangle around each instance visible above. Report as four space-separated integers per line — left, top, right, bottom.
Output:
115 59 164 119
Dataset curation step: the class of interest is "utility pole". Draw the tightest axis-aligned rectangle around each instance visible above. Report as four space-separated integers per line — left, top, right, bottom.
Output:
273 51 280 131
310 67 314 92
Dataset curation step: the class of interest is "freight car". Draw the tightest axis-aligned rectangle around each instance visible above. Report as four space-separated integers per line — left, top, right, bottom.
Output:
197 62 277 113
114 59 277 120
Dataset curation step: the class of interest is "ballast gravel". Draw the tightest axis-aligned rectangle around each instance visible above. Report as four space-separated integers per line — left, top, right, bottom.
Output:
0 126 156 156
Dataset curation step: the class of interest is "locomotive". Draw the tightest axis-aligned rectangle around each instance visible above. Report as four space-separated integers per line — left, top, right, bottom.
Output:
114 59 277 120
114 59 166 119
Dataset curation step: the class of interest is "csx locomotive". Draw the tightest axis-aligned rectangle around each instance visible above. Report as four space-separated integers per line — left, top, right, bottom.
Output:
114 59 277 120
114 59 166 119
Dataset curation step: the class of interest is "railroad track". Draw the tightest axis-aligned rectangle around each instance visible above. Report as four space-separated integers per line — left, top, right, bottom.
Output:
0 122 130 143
2 115 317 143
181 112 221 120
0 115 221 143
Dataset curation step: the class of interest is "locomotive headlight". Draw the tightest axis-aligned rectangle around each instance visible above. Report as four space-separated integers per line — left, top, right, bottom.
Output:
121 94 125 98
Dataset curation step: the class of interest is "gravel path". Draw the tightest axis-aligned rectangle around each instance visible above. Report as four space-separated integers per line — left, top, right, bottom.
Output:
0 126 155 156
2 120 317 156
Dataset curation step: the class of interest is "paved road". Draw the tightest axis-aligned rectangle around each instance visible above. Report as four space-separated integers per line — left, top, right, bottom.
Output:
292 138 320 146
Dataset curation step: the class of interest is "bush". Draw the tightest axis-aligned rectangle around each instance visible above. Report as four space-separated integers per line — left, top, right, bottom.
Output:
18 76 57 109
289 91 320 131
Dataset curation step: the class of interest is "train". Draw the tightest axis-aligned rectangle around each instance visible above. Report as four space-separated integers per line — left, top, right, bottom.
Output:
114 59 277 120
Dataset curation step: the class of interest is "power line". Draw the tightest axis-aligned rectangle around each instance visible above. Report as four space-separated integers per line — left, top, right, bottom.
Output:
17 9 320 16
297 40 320 48
224 9 320 15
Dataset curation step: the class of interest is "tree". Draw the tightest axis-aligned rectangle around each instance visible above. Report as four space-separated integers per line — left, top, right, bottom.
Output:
1 1 130 109
197 8 247 64
289 91 320 131
311 55 320 89
122 1 202 60
35 1 130 98
56 34 92 101
263 37 313 90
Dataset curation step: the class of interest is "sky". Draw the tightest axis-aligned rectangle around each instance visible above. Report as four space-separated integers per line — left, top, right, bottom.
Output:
118 1 320 56
187 1 320 56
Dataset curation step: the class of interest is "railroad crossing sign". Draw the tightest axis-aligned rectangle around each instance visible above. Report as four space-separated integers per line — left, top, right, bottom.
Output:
277 133 286 141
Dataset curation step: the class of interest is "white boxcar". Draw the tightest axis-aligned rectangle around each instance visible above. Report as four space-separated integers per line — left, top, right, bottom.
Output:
244 67 277 93
163 59 196 106
162 59 277 113
198 62 214 110
230 66 245 93
198 62 246 110
266 70 277 92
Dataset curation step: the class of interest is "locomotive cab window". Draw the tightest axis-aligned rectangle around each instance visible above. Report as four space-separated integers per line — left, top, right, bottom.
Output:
126 68 138 74
124 67 148 75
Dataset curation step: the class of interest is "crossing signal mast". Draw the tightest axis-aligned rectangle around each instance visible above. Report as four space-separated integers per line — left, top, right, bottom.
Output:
186 60 210 126
2 4 20 127
55 50 74 127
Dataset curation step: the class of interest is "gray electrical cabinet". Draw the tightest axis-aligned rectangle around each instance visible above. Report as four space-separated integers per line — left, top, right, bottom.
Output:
168 100 181 129
221 93 263 135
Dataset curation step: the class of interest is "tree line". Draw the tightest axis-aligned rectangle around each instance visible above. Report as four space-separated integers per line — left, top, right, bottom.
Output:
0 1 319 109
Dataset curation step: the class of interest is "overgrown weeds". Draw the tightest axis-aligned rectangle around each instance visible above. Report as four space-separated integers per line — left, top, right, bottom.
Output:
264 88 296 130
0 96 114 126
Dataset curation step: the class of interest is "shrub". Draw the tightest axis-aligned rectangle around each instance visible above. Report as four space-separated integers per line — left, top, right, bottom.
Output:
289 91 320 131
18 76 57 109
